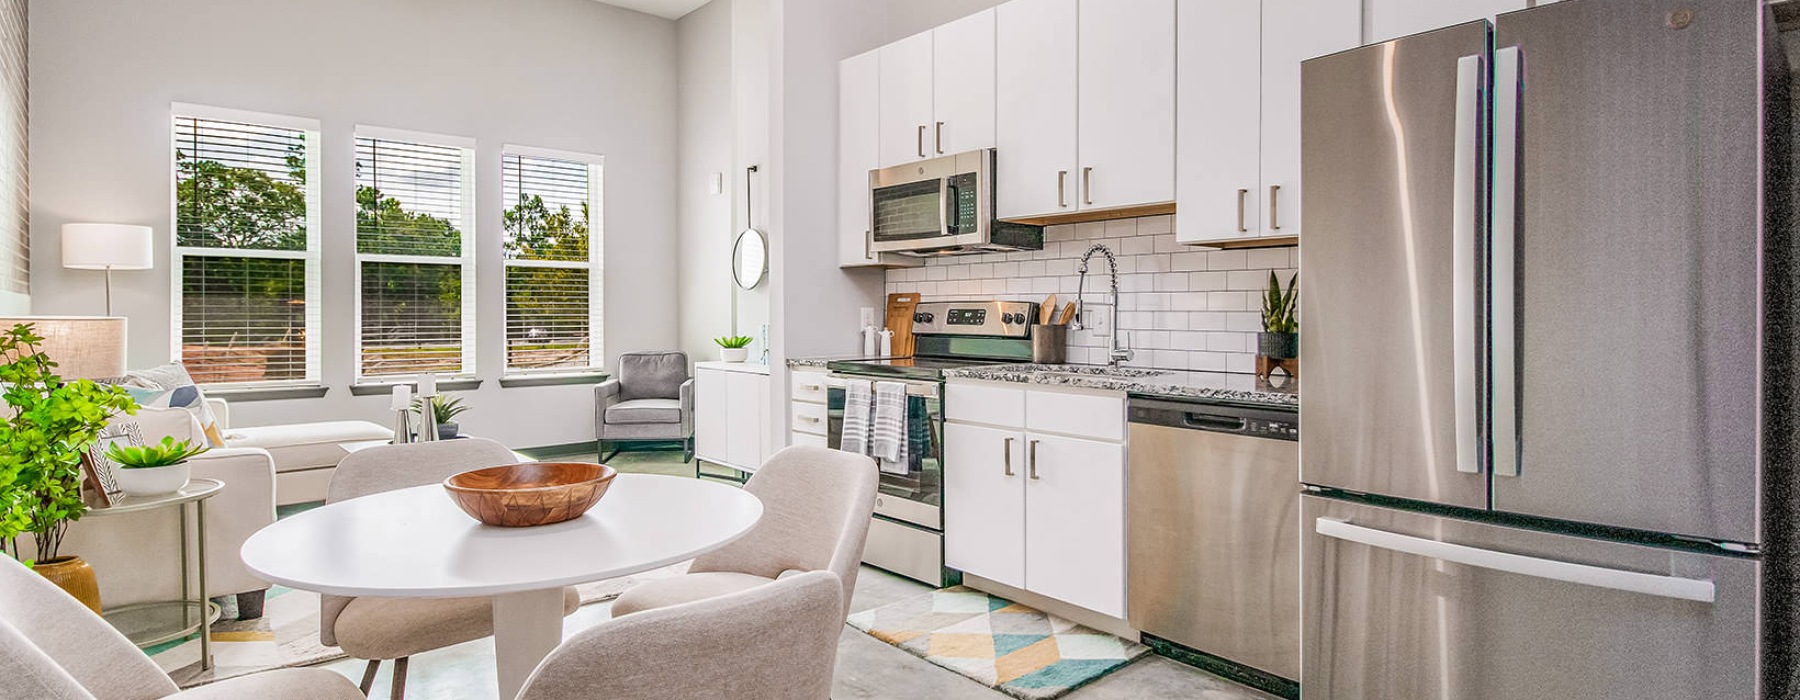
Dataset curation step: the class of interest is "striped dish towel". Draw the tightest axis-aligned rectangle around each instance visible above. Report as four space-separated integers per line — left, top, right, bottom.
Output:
841 379 874 456
871 381 910 474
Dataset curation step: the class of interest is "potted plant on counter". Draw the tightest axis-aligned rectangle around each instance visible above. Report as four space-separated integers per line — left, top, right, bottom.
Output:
715 335 754 363
1257 272 1299 380
105 437 209 497
413 394 471 440
0 323 138 613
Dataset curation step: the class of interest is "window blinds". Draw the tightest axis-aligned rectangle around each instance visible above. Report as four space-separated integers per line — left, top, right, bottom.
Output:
354 136 473 378
503 153 601 373
173 115 316 385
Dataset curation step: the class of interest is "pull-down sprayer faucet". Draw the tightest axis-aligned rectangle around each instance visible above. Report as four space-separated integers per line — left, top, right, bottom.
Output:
1074 243 1133 368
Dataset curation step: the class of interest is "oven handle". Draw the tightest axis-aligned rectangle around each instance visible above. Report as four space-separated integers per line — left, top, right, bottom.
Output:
824 374 941 399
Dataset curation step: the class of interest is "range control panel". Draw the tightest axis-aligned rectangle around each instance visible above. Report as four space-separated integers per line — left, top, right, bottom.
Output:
910 300 1038 338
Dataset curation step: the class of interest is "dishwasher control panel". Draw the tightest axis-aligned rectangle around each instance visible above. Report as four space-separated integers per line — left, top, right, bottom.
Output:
1128 398 1298 442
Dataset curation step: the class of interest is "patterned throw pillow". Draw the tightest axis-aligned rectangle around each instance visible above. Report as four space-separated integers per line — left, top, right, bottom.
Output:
119 362 226 448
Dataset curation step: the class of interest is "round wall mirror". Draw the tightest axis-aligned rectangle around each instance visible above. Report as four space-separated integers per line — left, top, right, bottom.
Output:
732 227 767 289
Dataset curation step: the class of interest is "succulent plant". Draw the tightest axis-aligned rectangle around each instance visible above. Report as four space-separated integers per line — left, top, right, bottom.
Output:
105 436 210 469
412 394 471 423
714 335 754 349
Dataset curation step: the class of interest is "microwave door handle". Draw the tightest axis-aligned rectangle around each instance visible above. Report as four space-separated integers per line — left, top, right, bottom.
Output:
941 178 958 235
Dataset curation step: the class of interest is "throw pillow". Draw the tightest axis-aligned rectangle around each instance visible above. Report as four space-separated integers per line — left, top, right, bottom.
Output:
120 362 226 448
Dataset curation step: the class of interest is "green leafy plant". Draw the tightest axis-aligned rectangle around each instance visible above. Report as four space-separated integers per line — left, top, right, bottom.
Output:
1261 272 1299 334
0 324 138 564
104 437 210 469
714 335 754 349
411 394 471 424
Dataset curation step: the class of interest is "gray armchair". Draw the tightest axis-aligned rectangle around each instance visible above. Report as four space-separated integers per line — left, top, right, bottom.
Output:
596 351 695 462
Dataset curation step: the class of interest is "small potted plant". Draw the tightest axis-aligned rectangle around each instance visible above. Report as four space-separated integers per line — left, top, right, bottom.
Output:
412 394 471 440
1259 271 1299 360
105 437 209 497
715 335 753 363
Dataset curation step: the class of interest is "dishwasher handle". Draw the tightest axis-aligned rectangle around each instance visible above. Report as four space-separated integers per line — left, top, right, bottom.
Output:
1183 412 1246 431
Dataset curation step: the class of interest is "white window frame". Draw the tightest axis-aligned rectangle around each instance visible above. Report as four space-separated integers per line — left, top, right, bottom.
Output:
352 126 479 381
500 144 604 376
169 103 323 387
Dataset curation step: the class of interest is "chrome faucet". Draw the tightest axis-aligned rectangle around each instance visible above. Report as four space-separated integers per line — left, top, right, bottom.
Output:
1074 243 1133 368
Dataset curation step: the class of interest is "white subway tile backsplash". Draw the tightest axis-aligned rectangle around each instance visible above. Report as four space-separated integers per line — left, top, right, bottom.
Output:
882 213 1298 372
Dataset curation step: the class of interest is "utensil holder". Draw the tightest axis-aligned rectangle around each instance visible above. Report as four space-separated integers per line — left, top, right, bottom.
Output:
1031 324 1068 364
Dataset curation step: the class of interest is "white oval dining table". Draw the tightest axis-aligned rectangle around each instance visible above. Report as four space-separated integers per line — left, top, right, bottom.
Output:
241 473 763 700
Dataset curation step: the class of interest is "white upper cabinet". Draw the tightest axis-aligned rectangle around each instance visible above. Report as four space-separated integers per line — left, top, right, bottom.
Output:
996 0 1079 220
879 30 936 167
1076 0 1175 212
1258 0 1361 242
931 9 997 157
839 50 881 267
1363 0 1528 44
1175 0 1263 244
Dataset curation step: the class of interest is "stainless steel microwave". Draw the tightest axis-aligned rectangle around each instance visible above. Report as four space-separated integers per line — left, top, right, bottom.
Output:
868 149 1042 256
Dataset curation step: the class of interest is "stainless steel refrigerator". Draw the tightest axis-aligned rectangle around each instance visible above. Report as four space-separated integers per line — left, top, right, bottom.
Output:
1299 1 1798 698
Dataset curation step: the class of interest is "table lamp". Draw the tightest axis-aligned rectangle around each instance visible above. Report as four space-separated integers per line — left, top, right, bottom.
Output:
0 316 127 379
61 224 154 315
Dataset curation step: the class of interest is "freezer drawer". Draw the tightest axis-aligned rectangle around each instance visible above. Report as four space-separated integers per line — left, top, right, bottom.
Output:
1303 495 1757 700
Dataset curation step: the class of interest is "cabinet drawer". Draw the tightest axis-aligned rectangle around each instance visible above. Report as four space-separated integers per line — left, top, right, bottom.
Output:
790 370 829 404
792 402 829 436
1025 389 1124 441
946 381 1026 427
790 431 828 449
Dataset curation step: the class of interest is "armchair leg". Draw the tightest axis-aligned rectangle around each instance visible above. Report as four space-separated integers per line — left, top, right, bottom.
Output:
235 590 267 620
391 656 410 700
683 437 694 463
599 442 624 462
359 659 380 695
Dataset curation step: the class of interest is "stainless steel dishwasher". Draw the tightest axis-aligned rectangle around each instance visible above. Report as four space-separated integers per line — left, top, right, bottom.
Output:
1127 397 1300 693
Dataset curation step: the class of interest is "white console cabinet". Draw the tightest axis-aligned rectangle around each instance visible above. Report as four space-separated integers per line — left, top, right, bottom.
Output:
695 362 771 473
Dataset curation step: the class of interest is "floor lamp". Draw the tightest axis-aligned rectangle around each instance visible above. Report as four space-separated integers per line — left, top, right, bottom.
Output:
61 224 153 316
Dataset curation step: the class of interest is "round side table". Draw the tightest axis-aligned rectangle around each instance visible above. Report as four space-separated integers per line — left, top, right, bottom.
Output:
87 477 225 671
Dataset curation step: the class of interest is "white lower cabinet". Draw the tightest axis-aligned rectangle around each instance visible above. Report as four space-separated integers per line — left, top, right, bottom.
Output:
944 382 1126 617
696 364 770 472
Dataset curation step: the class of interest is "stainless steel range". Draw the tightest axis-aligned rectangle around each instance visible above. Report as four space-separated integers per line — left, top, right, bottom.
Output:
824 300 1036 586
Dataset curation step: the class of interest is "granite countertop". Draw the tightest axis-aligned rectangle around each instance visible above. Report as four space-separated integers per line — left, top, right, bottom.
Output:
941 363 1298 408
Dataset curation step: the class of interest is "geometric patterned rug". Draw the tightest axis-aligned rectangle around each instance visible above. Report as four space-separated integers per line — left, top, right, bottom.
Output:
148 563 685 688
847 586 1149 700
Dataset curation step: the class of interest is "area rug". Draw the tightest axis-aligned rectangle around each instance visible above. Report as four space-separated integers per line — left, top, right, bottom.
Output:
847 586 1149 700
150 563 685 688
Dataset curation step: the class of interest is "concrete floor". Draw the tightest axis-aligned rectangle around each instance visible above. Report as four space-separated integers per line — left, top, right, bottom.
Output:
315 448 1277 700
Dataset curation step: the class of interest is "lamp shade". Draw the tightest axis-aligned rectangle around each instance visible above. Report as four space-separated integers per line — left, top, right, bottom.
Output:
0 316 127 379
61 224 154 271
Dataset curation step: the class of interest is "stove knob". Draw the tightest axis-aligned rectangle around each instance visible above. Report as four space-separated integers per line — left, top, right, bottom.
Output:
1001 313 1015 324
913 313 927 324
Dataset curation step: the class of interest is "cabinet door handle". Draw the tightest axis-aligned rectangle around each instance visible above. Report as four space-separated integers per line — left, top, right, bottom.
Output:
1082 167 1094 205
864 230 872 260
917 125 927 158
1058 171 1069 208
1268 184 1281 230
1236 189 1249 233
1003 437 1015 477
799 415 821 423
935 121 945 154
1027 439 1040 480
800 384 821 391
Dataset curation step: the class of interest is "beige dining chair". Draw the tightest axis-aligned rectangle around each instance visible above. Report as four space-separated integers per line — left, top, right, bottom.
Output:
611 445 878 621
321 438 581 700
518 571 844 700
0 555 363 700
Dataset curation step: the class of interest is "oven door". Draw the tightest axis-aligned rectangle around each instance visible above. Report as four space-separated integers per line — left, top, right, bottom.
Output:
869 149 991 253
825 376 944 530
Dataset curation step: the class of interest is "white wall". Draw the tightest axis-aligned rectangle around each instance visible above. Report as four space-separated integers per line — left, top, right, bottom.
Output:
677 0 737 364
27 0 679 448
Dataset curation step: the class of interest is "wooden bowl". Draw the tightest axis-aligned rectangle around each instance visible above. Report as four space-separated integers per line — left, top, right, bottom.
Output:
443 462 617 527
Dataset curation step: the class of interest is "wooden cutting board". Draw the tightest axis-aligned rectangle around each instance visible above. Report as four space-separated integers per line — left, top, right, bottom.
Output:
885 293 920 358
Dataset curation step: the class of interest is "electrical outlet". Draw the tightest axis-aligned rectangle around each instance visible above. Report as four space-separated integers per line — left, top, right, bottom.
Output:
859 307 875 328
1082 304 1112 338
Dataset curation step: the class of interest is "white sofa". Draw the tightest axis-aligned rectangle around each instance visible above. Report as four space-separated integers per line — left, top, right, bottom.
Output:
205 399 394 506
57 399 390 616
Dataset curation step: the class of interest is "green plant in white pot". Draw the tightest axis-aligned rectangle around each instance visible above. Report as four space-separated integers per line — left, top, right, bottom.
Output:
1259 271 1299 360
715 335 753 363
105 438 209 497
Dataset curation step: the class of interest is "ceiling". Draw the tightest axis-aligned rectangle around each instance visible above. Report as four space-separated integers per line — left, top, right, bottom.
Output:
590 0 711 20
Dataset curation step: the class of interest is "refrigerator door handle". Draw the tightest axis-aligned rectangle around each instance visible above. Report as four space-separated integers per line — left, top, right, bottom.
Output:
1452 53 1483 475
1491 46 1523 478
1315 517 1716 603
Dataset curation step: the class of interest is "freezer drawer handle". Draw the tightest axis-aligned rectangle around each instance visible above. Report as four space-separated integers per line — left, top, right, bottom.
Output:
1451 53 1484 476
1315 518 1716 603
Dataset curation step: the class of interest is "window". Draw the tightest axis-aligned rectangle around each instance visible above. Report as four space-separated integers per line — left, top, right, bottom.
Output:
354 130 476 378
172 108 321 385
502 149 603 374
